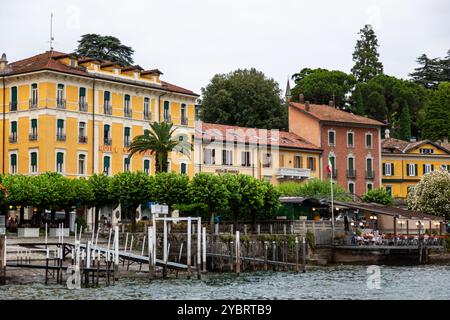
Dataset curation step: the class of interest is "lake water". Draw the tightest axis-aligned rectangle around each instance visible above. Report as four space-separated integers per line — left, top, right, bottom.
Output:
1 264 449 300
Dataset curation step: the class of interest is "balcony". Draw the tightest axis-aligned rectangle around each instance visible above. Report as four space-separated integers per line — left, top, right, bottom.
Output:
347 169 356 178
9 102 17 112
276 168 311 180
181 117 189 126
79 136 88 144
104 138 112 146
57 99 66 109
9 134 17 143
29 132 38 141
79 101 88 112
143 112 151 121
104 102 112 115
56 133 66 141
124 108 133 118
366 170 375 179
29 99 38 109
327 169 338 178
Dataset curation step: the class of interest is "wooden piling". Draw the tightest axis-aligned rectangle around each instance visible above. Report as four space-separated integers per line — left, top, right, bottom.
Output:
295 237 299 273
202 227 207 273
236 231 241 276
264 241 268 271
302 237 306 273
197 218 202 280
272 241 276 271
187 218 192 279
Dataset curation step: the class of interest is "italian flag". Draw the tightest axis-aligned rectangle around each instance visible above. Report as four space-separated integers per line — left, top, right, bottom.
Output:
326 155 333 175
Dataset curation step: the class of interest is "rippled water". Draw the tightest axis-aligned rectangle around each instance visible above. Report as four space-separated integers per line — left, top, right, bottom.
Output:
1 264 449 300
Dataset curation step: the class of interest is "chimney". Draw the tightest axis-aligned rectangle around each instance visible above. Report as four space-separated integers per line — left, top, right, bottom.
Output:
384 129 390 139
299 94 305 103
443 137 449 144
305 101 310 111
410 137 417 142
0 53 7 72
329 100 335 107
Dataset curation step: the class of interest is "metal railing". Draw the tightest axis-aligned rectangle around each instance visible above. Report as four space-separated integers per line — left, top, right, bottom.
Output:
56 133 66 141
104 138 112 146
57 99 66 109
124 108 133 118
29 132 38 141
79 101 88 112
181 117 188 125
29 99 38 109
327 169 338 178
347 169 356 178
124 139 131 147
104 102 112 115
143 112 151 121
79 136 88 144
366 170 375 179
9 134 17 143
9 102 18 111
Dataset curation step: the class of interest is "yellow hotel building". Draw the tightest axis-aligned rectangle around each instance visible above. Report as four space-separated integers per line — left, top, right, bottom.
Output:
0 51 199 178
381 131 450 200
194 122 323 184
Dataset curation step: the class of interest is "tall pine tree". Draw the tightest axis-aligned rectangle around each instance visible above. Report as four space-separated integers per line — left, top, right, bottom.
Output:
409 54 442 89
351 25 383 83
397 101 412 140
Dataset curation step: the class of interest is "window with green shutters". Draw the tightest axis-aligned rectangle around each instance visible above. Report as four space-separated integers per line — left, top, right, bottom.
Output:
103 156 111 175
30 119 38 140
57 119 65 140
57 84 65 107
10 87 18 111
56 152 64 173
180 163 187 174
10 154 17 174
181 104 187 125
104 125 111 145
124 94 131 117
104 91 111 114
31 83 38 107
30 152 38 173
79 87 87 111
124 127 131 147
10 121 17 142
124 157 130 172
144 159 150 174
164 101 170 121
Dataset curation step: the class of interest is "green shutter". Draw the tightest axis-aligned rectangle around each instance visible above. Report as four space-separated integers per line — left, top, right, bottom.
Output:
144 160 150 171
11 154 17 166
11 121 17 133
31 119 37 129
11 87 17 103
31 152 37 166
79 87 86 97
57 119 64 129
124 127 130 137
57 152 64 164
181 163 187 174
104 156 110 168
382 163 386 175
104 91 110 101
125 94 130 102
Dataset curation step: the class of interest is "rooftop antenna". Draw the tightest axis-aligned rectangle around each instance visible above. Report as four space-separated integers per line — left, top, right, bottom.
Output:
49 13 54 51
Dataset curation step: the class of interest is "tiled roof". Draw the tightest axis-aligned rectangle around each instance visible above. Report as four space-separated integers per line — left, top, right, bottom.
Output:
6 51 198 96
382 138 450 154
290 102 384 126
196 122 322 151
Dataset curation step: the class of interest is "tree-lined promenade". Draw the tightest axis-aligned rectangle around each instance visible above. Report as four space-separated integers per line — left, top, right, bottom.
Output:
0 172 280 233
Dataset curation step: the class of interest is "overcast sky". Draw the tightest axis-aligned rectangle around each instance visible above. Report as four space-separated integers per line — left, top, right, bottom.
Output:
1 0 449 96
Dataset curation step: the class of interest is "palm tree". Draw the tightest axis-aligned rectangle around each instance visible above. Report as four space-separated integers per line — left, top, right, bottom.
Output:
128 122 191 173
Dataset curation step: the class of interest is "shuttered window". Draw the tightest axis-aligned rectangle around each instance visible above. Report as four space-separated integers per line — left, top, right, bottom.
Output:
144 160 150 174
103 156 111 175
56 152 64 173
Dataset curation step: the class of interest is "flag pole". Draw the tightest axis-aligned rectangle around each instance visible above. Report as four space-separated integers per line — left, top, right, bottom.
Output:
330 158 335 243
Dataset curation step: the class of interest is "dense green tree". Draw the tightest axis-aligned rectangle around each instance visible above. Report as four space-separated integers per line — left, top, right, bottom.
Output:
352 86 365 115
189 173 230 232
409 54 442 89
151 172 190 212
75 34 134 65
351 24 384 82
290 68 356 107
109 172 152 232
366 91 387 121
421 82 450 141
128 122 191 173
397 101 412 140
62 178 94 226
362 188 393 206
276 179 351 201
88 174 113 232
200 68 286 130
2 175 37 225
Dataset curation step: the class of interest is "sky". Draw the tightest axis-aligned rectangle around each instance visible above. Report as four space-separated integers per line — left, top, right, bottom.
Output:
0 0 449 96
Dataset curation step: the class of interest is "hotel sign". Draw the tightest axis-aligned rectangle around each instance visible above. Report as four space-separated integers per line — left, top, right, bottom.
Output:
99 145 152 156
215 168 240 174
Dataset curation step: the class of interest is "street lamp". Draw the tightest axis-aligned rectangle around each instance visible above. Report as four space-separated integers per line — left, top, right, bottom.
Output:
369 215 378 230
398 220 406 234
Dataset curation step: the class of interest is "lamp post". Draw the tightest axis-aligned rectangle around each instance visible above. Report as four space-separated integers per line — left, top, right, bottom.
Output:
397 220 405 234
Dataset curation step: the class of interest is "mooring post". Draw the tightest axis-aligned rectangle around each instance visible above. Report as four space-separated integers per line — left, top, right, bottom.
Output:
140 235 146 271
114 225 119 280
87 241 91 269
244 225 247 236
291 224 294 235
202 227 207 273
127 235 134 271
163 219 168 279
148 226 155 279
257 224 260 235
123 232 129 267
187 218 192 279
283 224 287 236
270 224 273 235
295 237 299 273
230 224 233 235
302 236 306 273
197 218 202 280
236 231 241 276
264 241 268 271
215 223 219 236
229 241 234 272
272 241 276 271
